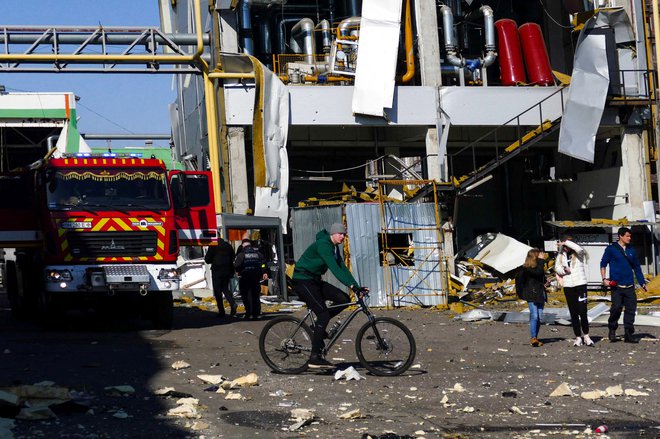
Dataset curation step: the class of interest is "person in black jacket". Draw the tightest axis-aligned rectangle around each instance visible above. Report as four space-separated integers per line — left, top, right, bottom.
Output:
234 239 268 320
521 248 547 347
204 238 237 318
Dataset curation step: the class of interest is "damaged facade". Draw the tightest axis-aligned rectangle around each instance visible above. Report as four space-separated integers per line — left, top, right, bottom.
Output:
161 0 660 299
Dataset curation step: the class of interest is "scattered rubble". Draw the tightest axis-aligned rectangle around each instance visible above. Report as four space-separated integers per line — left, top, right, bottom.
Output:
171 360 191 370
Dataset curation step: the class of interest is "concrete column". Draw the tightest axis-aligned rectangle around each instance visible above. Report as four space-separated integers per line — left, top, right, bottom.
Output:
413 0 444 181
621 128 650 219
228 127 250 214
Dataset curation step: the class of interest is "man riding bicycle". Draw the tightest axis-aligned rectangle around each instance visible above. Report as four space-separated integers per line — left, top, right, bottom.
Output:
293 222 368 369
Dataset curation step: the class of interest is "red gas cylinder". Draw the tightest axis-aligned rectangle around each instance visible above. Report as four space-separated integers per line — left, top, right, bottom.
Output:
495 19 526 86
519 22 554 86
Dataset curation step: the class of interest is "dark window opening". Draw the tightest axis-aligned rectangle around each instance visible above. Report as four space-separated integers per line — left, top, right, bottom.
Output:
378 233 414 266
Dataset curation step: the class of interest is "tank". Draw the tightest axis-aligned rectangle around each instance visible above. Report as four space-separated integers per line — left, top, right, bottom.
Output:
494 19 526 86
518 23 554 86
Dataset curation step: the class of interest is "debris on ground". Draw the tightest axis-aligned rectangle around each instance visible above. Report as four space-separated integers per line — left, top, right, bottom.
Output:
171 360 191 370
334 367 366 381
288 408 316 431
166 397 201 419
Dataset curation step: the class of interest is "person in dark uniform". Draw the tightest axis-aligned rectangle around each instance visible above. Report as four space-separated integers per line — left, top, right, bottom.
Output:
204 237 237 318
233 239 268 320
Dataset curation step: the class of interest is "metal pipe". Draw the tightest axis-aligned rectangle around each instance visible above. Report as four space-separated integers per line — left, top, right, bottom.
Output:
480 5 497 67
276 16 307 54
0 0 205 65
401 0 415 83
440 6 464 67
259 17 272 54
290 18 315 64
338 17 361 38
239 0 254 55
0 31 208 46
318 19 332 53
346 0 360 17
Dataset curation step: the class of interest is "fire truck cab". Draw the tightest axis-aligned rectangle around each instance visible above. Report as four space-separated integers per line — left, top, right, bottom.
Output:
0 153 217 328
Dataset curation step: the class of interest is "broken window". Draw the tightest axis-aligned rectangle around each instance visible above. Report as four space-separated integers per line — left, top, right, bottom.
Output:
378 233 414 266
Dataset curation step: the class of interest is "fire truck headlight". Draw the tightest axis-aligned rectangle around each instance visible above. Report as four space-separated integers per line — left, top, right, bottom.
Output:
158 268 180 280
47 270 73 282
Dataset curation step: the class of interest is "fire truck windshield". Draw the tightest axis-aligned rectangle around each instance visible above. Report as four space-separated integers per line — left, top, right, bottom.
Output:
46 168 170 211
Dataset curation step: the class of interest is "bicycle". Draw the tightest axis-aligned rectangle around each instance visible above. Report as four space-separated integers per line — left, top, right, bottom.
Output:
259 291 416 376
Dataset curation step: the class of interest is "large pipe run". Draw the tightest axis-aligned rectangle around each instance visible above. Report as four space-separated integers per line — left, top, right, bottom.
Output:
239 0 254 55
318 19 332 53
290 18 315 64
440 6 464 68
338 17 361 38
441 5 497 71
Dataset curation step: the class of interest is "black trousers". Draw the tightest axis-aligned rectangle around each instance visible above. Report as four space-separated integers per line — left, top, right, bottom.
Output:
211 270 235 315
564 284 589 337
295 279 351 355
239 272 262 318
608 285 637 331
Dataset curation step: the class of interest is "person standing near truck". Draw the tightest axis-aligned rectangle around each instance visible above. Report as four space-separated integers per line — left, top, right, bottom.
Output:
234 239 268 320
204 237 237 318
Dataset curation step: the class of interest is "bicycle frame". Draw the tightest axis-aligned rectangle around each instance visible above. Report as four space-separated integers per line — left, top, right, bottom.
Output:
300 295 378 356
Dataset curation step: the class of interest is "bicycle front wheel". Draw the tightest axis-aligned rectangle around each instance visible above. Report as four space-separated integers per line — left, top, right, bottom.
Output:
355 317 416 376
259 316 313 374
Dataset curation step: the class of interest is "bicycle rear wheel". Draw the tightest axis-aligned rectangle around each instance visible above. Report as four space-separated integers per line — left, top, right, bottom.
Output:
259 316 313 374
355 317 416 376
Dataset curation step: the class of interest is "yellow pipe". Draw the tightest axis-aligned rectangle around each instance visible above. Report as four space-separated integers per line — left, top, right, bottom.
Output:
203 71 224 216
0 0 205 65
401 0 415 83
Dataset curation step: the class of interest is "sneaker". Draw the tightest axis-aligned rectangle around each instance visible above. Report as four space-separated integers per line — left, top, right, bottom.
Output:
573 336 583 347
583 335 594 346
307 355 335 370
530 337 543 347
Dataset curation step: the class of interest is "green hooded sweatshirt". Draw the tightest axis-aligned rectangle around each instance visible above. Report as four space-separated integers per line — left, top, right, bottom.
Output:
293 229 360 288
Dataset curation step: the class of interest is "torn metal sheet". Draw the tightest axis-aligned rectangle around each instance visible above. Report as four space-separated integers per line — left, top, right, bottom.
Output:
457 233 532 275
503 311 559 325
558 8 634 163
458 309 494 322
351 0 402 117
253 64 290 233
592 313 660 327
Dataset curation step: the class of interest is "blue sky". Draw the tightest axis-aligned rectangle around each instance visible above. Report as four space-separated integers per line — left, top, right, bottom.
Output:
0 1 175 148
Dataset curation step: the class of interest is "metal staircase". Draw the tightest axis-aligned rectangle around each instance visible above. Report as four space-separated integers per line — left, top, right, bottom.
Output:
449 86 567 193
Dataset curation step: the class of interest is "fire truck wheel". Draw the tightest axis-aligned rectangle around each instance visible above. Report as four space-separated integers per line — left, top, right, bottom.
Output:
152 292 173 329
5 261 22 318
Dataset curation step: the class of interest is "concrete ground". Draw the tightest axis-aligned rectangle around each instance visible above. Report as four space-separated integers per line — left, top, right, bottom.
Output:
0 292 658 439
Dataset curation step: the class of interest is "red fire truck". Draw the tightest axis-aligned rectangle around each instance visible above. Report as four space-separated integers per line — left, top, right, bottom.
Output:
0 153 217 328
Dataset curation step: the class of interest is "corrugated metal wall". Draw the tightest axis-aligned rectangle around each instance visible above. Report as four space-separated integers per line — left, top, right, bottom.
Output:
346 203 444 307
292 203 445 307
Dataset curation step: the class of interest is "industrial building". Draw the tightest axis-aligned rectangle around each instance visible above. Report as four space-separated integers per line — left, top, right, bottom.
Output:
0 0 658 304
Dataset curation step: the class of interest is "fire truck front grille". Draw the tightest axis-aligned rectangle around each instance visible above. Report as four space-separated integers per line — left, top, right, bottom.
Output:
67 232 159 258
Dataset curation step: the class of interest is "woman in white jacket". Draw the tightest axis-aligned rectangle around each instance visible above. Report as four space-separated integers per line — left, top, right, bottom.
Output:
555 235 593 346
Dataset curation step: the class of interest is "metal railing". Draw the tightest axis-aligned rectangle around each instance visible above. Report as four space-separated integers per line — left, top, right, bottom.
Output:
449 86 568 191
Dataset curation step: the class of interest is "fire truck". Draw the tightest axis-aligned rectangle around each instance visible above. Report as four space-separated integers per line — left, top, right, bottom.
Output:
0 153 217 328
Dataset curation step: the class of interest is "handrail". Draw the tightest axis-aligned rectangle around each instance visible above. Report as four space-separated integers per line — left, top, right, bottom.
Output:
449 85 568 188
